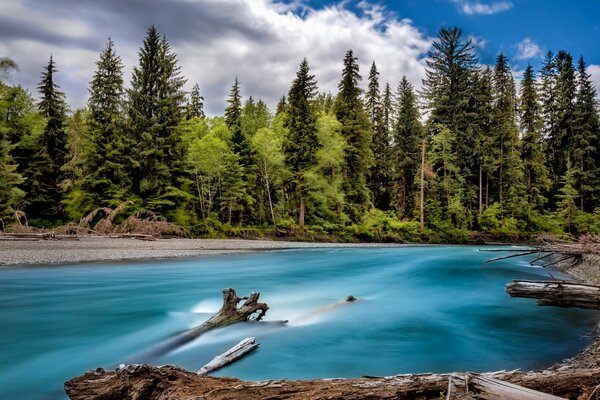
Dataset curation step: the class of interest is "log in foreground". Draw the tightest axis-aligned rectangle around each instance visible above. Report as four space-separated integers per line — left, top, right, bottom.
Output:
506 279 600 310
140 288 269 359
64 364 600 400
197 337 259 376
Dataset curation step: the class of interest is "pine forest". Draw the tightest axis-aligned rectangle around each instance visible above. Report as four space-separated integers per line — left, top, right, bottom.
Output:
1 25 599 242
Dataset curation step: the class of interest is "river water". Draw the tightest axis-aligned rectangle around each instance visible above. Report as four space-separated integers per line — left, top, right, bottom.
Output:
0 246 598 399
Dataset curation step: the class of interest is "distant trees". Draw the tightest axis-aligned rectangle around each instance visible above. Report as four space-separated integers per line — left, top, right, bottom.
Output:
1 24 599 239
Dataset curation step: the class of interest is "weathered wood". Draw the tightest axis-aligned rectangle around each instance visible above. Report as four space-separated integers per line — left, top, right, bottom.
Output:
139 288 269 359
197 337 259 376
464 373 566 399
506 280 600 309
65 364 600 400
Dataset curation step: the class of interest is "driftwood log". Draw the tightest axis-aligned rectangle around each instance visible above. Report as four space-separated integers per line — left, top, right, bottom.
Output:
139 288 269 359
64 364 600 400
506 279 600 310
197 337 259 375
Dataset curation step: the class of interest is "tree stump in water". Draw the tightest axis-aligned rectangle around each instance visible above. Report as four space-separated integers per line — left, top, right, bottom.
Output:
141 288 269 359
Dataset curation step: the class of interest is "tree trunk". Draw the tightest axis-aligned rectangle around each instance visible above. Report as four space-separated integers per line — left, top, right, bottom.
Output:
420 139 425 234
265 175 276 225
299 196 305 227
65 365 600 400
138 288 269 360
499 146 504 205
478 164 483 220
197 337 259 376
506 280 600 310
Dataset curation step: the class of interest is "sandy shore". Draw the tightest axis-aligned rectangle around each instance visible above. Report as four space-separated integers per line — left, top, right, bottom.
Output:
0 236 404 266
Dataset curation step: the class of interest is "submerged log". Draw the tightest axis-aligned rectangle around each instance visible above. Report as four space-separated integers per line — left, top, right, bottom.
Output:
197 337 259 375
139 288 269 359
506 279 600 310
64 364 600 400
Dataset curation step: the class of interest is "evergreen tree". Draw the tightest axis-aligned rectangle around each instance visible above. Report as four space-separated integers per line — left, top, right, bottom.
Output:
334 50 371 220
519 65 550 216
422 27 477 173
28 55 68 223
382 83 393 133
392 76 422 218
552 50 577 200
491 53 523 214
471 67 495 217
573 56 600 210
366 61 391 210
0 85 25 222
225 77 253 166
422 27 478 221
128 26 187 212
84 38 129 207
557 158 578 233
275 95 287 115
539 51 560 195
186 83 205 119
284 58 319 226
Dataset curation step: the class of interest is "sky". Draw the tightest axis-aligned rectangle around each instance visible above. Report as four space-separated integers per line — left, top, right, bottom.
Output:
1 0 599 115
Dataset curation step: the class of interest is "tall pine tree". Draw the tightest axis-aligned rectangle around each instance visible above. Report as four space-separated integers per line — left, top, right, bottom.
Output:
392 76 422 218
284 58 319 226
334 50 371 220
519 65 550 216
186 83 205 119
366 61 391 210
128 26 187 212
84 38 129 207
573 56 600 210
28 55 68 223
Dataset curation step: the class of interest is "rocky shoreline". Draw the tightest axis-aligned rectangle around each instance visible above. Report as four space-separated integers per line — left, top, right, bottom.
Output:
0 236 405 266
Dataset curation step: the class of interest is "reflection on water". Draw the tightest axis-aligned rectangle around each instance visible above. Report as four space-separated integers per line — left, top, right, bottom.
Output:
0 246 598 399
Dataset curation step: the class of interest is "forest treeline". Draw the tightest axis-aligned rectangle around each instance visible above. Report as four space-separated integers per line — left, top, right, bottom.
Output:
1 26 599 241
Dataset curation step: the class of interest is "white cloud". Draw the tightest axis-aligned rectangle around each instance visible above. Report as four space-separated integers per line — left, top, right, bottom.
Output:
0 0 433 115
515 37 543 60
451 0 513 15
588 64 600 98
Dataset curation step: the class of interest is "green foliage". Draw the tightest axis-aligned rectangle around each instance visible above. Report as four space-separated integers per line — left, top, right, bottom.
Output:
128 26 186 208
334 50 372 221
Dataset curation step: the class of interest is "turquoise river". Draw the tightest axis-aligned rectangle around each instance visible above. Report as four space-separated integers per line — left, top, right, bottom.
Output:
1 246 598 399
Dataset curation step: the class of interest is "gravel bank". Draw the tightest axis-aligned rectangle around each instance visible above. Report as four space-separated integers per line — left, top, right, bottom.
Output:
0 237 403 266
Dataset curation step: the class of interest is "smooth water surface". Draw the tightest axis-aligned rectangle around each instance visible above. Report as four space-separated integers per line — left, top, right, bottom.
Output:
1 246 598 399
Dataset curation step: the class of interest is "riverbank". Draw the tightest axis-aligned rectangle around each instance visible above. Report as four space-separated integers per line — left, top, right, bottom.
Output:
61 243 600 399
0 236 406 266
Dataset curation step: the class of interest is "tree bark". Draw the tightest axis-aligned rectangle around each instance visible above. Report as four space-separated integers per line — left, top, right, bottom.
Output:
197 337 259 376
505 279 600 310
420 138 425 234
65 364 600 400
299 196 305 227
138 288 269 359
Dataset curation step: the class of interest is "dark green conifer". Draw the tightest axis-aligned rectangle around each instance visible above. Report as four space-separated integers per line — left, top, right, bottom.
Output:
392 76 422 218
366 61 391 210
186 83 205 119
519 65 550 214
27 55 68 223
128 26 187 211
334 50 371 220
284 58 319 226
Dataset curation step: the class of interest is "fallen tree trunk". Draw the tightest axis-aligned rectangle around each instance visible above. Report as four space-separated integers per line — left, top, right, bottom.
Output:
64 364 600 400
138 288 269 359
506 279 600 310
197 337 259 376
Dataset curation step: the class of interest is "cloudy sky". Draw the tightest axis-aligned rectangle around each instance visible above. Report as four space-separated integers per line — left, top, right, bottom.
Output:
1 0 599 115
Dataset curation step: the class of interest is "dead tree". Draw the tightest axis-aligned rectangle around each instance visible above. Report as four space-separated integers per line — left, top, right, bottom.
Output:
139 288 269 359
